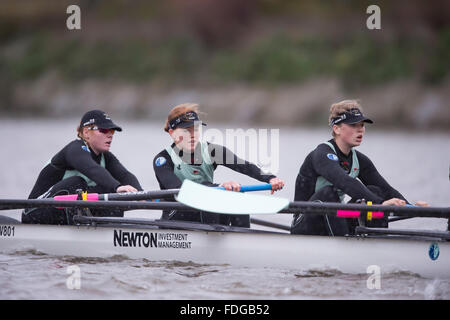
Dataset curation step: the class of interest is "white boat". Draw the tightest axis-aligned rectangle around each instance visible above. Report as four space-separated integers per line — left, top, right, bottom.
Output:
1 182 449 278
1 216 449 279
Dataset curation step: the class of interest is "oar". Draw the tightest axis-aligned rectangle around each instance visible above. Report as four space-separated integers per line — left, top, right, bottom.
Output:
175 180 450 218
1 198 449 220
0 199 194 211
52 184 272 202
176 180 290 214
283 202 450 218
53 189 179 201
1 181 449 219
387 205 421 222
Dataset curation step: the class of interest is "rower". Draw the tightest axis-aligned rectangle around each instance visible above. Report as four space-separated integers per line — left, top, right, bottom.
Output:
153 103 284 227
291 99 428 236
22 109 143 225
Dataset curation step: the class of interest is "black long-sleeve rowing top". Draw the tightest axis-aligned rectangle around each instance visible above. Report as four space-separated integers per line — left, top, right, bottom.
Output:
153 142 275 190
28 139 142 198
294 139 407 204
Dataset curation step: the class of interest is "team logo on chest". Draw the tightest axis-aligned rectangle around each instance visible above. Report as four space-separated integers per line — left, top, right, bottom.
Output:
155 157 167 167
81 145 91 153
327 153 339 161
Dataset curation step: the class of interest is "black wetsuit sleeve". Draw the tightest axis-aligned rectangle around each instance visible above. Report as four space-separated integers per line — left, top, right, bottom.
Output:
294 155 316 201
153 150 183 189
312 144 385 203
209 143 276 183
28 164 65 199
356 151 407 202
104 152 143 191
64 142 122 193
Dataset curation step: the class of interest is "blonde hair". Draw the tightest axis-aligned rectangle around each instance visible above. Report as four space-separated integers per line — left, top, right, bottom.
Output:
329 100 363 124
164 103 201 132
76 124 95 141
329 99 363 137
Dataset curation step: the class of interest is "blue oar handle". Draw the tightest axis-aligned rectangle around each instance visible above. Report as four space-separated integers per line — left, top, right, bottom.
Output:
216 184 272 192
240 184 272 192
147 184 272 202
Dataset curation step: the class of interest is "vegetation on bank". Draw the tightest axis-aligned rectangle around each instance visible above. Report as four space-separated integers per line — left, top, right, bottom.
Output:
0 0 448 130
2 29 449 88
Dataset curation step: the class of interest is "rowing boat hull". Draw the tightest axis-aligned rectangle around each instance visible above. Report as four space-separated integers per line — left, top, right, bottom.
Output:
1 223 449 278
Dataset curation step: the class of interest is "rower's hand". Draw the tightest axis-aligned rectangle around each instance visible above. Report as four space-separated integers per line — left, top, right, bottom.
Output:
382 198 406 206
414 201 429 207
220 181 241 192
116 185 138 193
269 177 285 194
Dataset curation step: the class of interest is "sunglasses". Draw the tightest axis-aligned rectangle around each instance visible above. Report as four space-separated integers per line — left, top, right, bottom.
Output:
88 126 115 134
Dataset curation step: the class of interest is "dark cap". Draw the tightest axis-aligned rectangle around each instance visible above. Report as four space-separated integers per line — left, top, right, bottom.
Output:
168 111 207 130
330 108 373 126
79 110 122 131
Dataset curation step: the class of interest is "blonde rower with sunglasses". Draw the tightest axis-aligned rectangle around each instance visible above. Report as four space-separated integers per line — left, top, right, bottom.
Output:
22 110 142 225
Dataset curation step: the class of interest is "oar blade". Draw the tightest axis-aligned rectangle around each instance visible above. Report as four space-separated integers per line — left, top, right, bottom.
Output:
176 180 289 214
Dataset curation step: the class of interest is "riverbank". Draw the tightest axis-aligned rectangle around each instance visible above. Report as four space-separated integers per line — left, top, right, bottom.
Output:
4 74 450 130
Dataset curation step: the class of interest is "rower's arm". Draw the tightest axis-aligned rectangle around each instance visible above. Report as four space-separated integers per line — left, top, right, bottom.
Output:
356 151 408 202
312 144 384 203
104 152 143 191
65 142 122 193
209 143 276 183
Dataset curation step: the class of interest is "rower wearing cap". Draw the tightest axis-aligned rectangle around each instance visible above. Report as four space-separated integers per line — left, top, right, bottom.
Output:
153 103 284 227
22 109 143 225
291 100 428 236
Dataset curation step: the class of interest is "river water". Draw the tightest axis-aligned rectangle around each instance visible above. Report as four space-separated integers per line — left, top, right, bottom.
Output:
0 118 449 300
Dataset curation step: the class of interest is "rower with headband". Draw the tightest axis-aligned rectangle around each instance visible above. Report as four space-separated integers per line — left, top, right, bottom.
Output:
329 107 374 126
153 103 285 227
291 99 428 236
